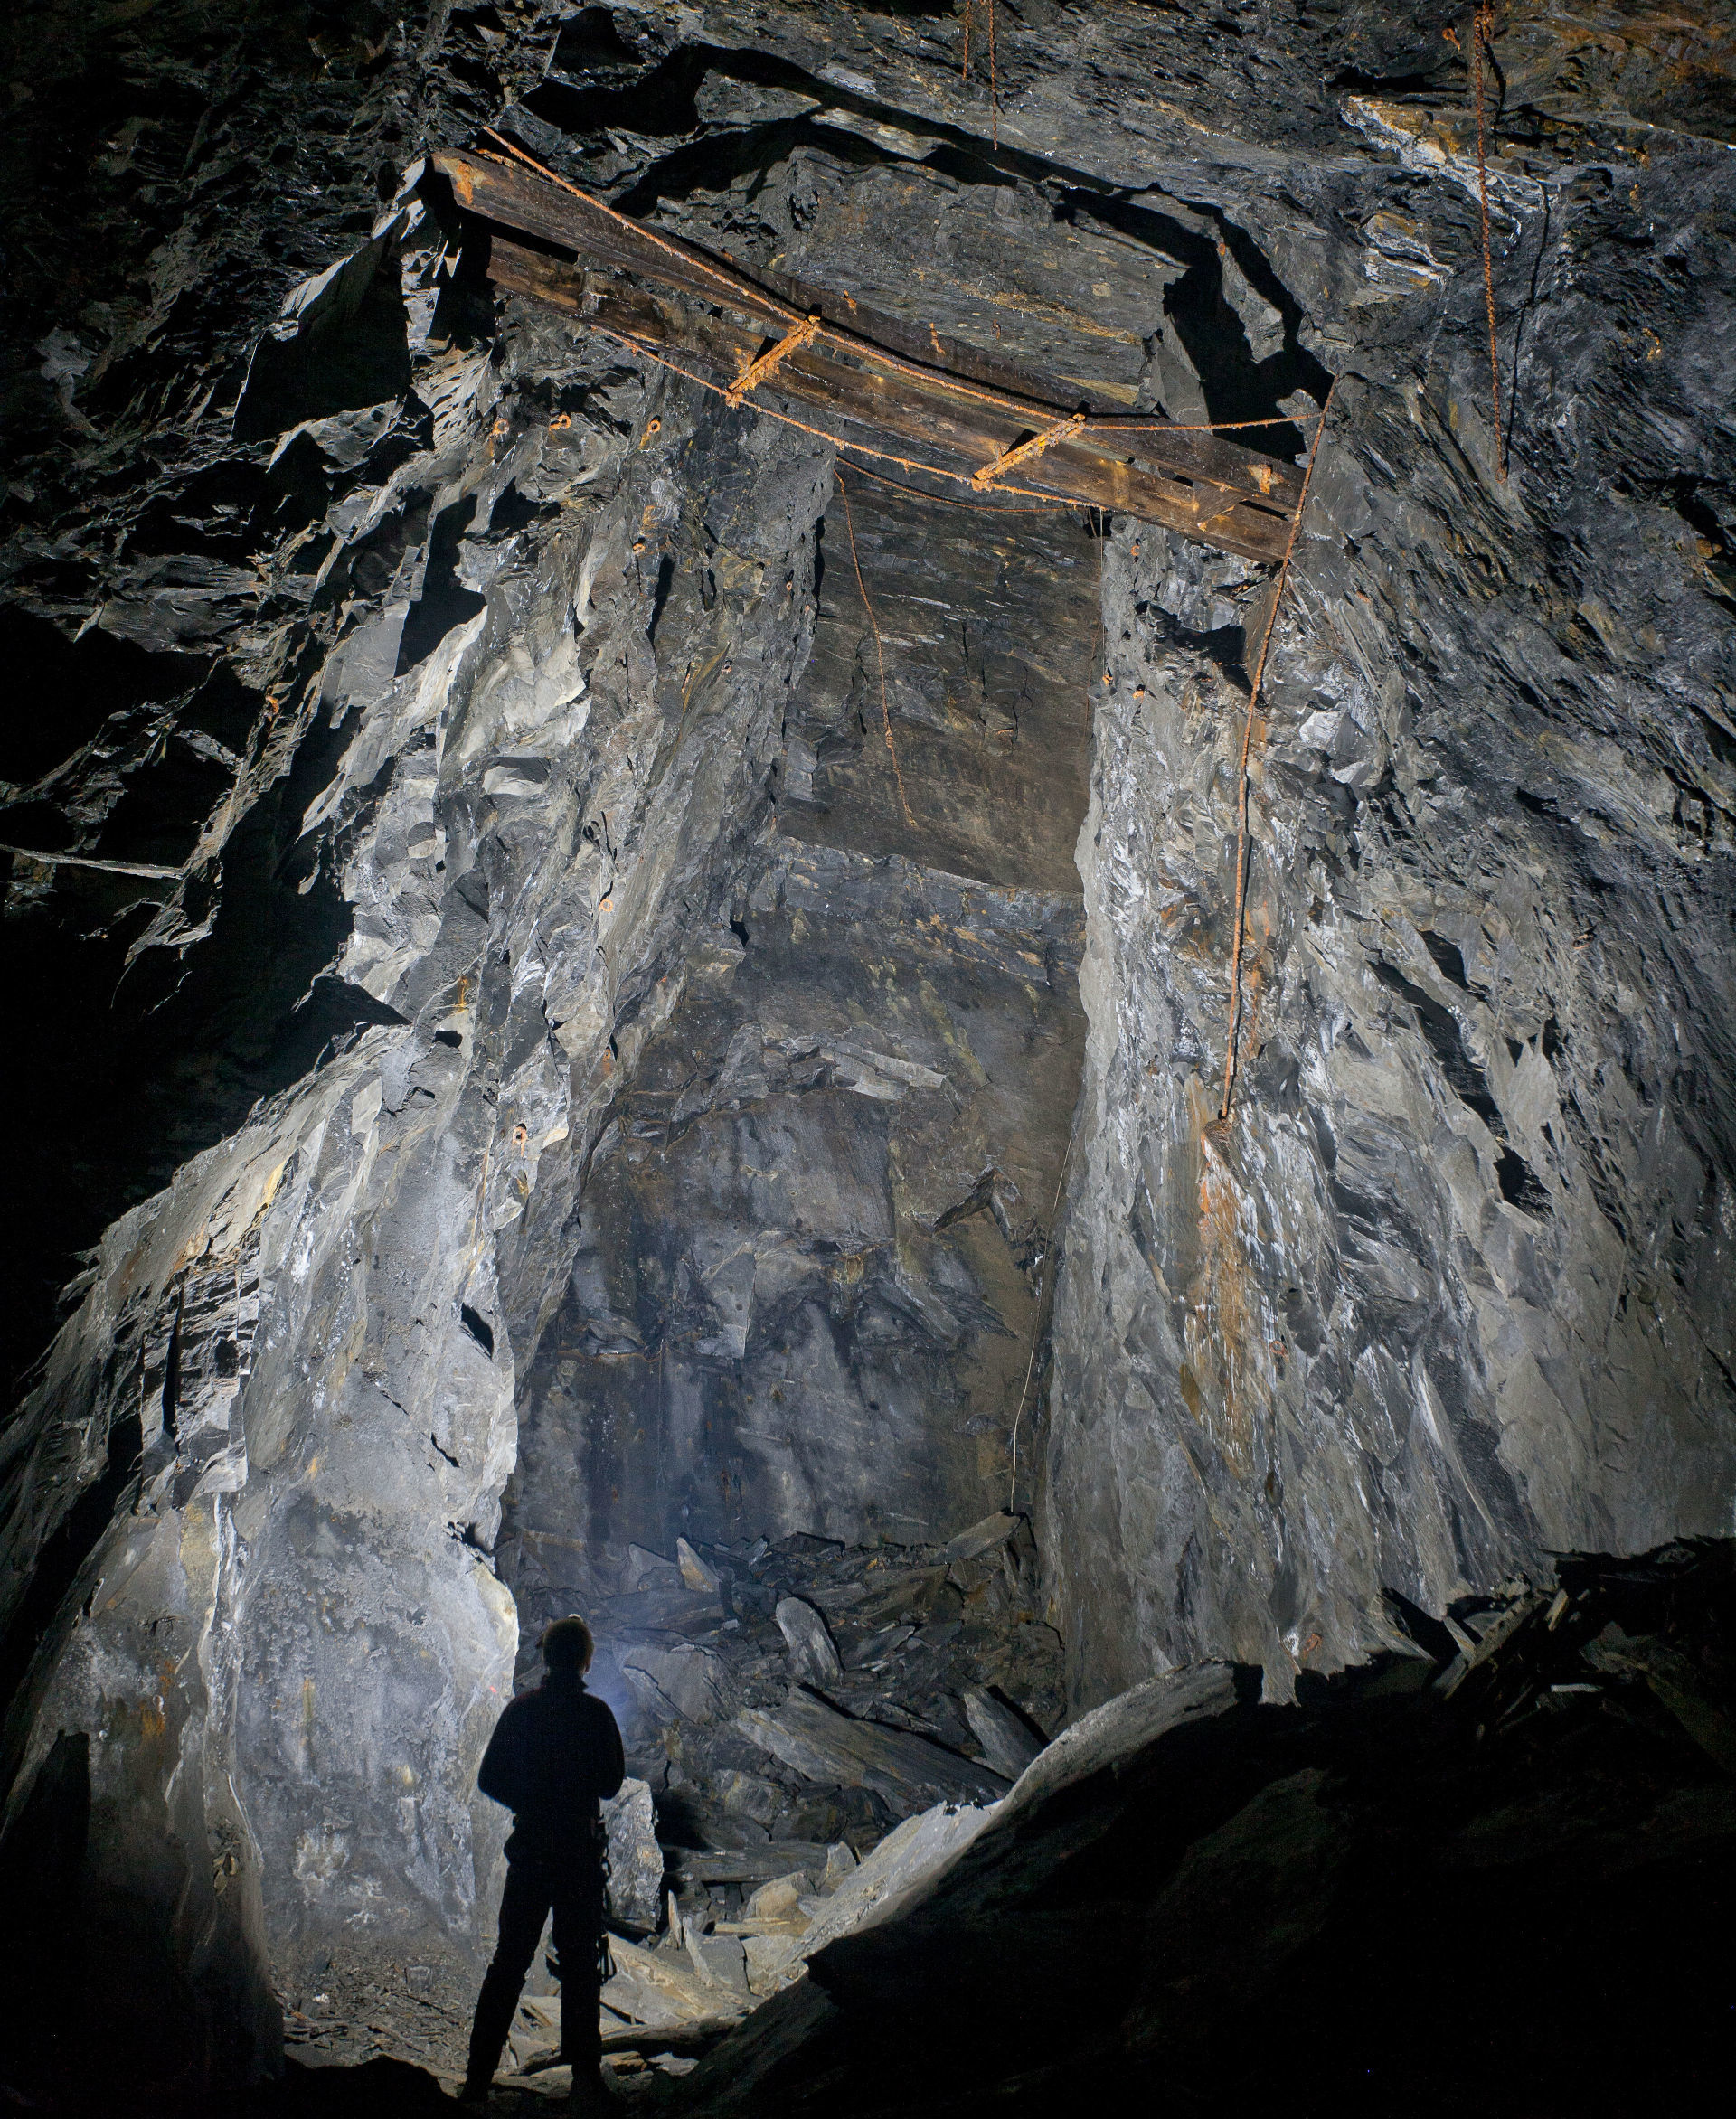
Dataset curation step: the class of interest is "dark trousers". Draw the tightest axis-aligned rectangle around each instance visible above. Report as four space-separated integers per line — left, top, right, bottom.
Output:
467 1853 605 2086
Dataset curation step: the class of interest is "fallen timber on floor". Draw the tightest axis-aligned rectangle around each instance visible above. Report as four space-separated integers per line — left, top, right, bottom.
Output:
429 145 1306 565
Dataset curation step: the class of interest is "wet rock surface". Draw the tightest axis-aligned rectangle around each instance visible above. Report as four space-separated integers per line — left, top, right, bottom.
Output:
0 0 1732 2106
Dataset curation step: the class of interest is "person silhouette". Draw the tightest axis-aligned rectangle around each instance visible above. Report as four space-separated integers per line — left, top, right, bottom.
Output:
460 1615 625 2107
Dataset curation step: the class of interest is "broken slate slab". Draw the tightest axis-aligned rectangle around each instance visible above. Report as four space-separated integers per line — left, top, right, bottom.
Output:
677 1537 722 1595
603 1779 664 1932
962 1686 1046 1782
744 1873 811 1923
731 1798 1002 1999
686 1927 750 1998
620 1640 728 1724
736 1685 1010 1813
601 1935 745 2032
775 1596 843 1684
715 1767 782 1824
942 1511 1022 1566
844 1622 915 1670
984 1665 1237 1833
848 1567 960 1629
665 1841 835 1886
625 1544 680 1589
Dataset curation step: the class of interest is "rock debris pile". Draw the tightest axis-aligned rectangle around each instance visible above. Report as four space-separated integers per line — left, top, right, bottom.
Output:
656 1538 1736 2119
271 1510 1061 2085
593 1510 1060 1850
560 1512 1060 2058
263 1537 1736 2114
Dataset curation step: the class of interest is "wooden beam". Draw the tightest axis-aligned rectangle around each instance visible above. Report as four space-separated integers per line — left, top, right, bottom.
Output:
434 152 1303 509
438 148 1116 419
489 240 1294 564
429 148 1306 565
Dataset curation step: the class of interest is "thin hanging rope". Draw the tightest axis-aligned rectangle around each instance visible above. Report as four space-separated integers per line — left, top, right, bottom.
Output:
1473 2 1507 480
572 306 1317 551
988 0 999 150
1219 378 1336 1122
580 312 1084 507
837 455 1065 515
838 472 915 826
1108 411 1324 435
960 0 997 146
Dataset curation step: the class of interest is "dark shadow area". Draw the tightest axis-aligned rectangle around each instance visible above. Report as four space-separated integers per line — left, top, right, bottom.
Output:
0 1731 91 2098
677 1538 1736 2119
0 606 206 790
0 692 384 1399
0 1412 138 1786
233 254 410 441
398 494 487 671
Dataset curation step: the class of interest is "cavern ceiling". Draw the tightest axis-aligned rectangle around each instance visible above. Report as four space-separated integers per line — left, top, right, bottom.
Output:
1 2 1734 2112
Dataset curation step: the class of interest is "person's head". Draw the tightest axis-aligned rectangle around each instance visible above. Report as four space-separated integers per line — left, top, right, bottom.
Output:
540 1615 595 1675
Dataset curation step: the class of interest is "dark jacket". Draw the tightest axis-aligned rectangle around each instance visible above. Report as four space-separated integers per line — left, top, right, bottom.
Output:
477 1672 625 1866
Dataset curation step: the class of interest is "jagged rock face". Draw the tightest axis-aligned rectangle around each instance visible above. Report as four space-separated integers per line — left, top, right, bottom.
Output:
0 0 1733 2096
505 480 1091 1606
1041 64 1736 1705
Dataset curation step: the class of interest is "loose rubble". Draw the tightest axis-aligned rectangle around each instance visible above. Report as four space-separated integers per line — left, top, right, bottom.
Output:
660 1538 1736 2119
256 1538 1736 2114
269 1511 1058 2084
495 1512 1061 2075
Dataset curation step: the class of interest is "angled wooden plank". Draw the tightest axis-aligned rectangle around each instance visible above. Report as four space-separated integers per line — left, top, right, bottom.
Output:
431 149 1305 526
490 243 1289 560
487 240 1295 563
437 148 1107 415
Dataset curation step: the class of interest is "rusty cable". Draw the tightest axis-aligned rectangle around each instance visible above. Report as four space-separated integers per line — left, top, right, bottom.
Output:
837 470 915 826
1219 378 1336 1122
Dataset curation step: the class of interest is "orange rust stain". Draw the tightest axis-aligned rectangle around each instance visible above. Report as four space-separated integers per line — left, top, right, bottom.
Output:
1196 1151 1254 1474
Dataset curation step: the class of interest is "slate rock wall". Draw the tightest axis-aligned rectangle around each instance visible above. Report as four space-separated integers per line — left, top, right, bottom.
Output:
0 0 1732 2095
1031 34 1736 1708
504 478 1094 1619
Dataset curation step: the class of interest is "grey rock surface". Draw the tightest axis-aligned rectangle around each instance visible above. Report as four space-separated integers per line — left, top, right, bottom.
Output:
737 1684 1010 1814
0 0 1731 2099
773 1598 842 1686
604 1777 664 1934
661 1553 1736 2119
960 1686 1045 1782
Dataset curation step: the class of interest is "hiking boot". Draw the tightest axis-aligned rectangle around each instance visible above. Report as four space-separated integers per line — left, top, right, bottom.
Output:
455 2076 492 2104
565 2064 615 2111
